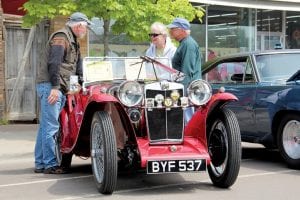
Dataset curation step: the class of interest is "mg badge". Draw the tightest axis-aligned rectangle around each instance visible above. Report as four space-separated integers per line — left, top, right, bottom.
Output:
160 81 169 90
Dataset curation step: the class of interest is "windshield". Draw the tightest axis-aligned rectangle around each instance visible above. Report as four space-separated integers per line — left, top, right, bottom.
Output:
255 53 300 81
82 57 180 83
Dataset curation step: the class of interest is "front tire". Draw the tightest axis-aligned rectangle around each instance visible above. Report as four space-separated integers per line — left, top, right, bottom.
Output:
207 108 241 188
277 114 300 169
91 111 118 194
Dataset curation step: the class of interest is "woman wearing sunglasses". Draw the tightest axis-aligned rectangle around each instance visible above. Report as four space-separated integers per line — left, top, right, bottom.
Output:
145 22 177 66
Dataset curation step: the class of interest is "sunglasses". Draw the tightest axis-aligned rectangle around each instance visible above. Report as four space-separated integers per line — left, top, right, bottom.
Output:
148 33 162 37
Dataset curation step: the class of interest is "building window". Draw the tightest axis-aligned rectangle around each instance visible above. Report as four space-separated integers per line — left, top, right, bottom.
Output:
256 10 283 50
202 5 255 59
257 10 282 32
286 11 300 49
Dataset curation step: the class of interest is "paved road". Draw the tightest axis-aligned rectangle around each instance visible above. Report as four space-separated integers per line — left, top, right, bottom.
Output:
0 124 299 200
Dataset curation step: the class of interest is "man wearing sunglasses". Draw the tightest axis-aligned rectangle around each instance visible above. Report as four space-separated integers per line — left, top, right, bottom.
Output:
167 17 201 89
145 22 177 64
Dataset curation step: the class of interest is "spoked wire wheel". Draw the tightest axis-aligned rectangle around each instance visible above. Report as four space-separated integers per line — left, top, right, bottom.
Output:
91 111 118 194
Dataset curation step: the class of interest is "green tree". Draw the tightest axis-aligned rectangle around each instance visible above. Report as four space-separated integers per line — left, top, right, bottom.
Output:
22 0 204 55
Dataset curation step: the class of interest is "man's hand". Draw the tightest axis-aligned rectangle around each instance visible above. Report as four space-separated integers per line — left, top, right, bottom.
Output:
48 89 60 105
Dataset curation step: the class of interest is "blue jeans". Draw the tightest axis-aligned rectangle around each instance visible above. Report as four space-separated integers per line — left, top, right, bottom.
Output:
35 82 66 170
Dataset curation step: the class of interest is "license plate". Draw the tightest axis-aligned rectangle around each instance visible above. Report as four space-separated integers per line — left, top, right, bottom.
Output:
147 159 206 174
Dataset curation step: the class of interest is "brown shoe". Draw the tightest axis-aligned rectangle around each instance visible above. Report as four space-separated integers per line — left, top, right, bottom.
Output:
44 166 67 174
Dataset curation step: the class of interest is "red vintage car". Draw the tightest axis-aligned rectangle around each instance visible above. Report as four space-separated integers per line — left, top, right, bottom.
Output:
56 56 241 194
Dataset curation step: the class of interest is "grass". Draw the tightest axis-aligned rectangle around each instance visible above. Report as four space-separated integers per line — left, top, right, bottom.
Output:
0 118 9 125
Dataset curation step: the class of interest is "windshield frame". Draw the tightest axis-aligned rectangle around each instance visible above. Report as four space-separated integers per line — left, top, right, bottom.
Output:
82 57 179 84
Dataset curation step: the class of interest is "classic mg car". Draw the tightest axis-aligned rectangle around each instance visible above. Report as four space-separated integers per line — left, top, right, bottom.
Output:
57 56 241 194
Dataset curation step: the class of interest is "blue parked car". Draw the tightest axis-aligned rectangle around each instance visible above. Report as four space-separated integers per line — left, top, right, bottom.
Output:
202 50 300 169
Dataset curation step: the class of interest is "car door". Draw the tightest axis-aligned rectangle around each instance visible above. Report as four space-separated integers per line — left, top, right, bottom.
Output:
203 56 259 141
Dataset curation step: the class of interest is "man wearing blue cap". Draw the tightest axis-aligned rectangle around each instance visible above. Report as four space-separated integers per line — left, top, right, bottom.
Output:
34 12 91 174
168 17 201 123
167 17 201 89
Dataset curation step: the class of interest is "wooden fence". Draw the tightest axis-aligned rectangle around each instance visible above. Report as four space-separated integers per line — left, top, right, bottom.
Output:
4 21 48 120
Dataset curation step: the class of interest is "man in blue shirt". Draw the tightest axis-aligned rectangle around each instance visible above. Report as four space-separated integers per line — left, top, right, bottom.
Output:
167 17 201 123
167 17 201 89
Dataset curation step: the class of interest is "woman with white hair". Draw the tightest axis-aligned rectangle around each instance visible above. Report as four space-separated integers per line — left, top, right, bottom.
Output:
145 22 177 64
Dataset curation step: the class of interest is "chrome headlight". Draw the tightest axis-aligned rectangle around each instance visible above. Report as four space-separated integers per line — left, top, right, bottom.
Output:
187 80 212 106
118 81 143 107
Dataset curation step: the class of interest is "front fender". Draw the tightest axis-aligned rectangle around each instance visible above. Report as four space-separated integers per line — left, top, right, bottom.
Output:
206 92 238 115
185 92 238 149
87 92 119 105
73 92 135 156
81 92 123 131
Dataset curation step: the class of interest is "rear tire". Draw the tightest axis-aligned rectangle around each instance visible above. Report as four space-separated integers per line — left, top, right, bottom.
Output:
207 108 241 188
91 111 118 194
277 114 300 169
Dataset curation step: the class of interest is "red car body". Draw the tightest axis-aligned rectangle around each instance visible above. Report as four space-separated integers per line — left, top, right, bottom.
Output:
58 57 241 194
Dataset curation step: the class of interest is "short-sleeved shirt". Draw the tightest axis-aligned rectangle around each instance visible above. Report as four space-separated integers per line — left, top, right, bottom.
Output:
172 35 201 88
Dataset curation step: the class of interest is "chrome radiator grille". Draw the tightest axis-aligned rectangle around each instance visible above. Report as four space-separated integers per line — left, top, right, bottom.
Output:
145 82 184 143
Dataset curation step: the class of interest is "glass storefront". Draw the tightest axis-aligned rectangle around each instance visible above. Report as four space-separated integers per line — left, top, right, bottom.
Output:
256 9 283 50
201 5 256 61
286 11 300 49
88 5 300 60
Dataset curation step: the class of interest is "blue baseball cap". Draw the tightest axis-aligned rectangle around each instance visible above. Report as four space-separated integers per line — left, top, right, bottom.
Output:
167 17 190 30
69 12 92 25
